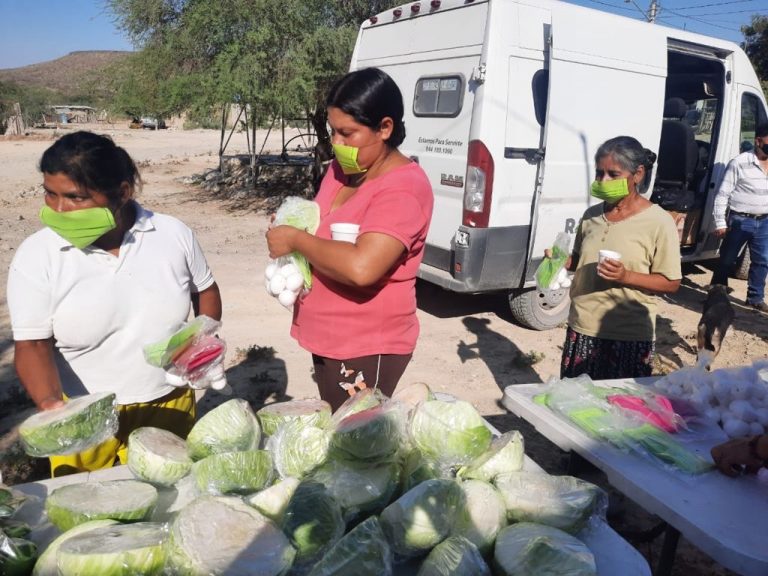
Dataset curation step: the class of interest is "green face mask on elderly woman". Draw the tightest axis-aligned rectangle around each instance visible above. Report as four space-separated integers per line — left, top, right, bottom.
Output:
590 178 631 203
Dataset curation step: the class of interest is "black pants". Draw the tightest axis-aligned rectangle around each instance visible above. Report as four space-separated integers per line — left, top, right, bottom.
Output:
311 353 412 411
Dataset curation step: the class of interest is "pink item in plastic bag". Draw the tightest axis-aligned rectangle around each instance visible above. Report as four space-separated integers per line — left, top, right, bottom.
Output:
172 336 225 372
607 394 679 433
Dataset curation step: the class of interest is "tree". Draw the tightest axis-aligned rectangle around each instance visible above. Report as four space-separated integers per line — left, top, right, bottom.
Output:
742 14 768 83
106 0 400 182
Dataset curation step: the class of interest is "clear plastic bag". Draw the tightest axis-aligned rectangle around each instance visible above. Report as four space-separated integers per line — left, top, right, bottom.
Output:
536 232 573 291
272 196 321 292
143 315 228 391
265 255 307 309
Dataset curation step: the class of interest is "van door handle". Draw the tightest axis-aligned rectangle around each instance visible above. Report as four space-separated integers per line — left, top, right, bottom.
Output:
504 147 545 164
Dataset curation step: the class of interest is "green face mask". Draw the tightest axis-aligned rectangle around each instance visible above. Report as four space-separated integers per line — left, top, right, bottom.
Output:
332 143 368 175
591 178 631 203
39 205 117 249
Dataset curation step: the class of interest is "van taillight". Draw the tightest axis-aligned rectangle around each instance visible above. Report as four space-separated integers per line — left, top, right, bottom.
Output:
462 139 494 227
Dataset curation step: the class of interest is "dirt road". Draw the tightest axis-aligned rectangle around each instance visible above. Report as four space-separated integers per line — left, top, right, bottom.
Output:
1 125 765 575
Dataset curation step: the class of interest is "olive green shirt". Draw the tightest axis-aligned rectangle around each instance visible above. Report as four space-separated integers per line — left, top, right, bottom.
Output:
568 203 681 341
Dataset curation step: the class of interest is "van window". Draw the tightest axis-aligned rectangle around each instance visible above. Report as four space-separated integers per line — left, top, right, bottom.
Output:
740 92 768 149
532 70 549 127
413 76 463 117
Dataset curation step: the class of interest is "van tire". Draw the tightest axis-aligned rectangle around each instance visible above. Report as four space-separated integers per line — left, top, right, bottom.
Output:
508 288 570 331
731 246 750 281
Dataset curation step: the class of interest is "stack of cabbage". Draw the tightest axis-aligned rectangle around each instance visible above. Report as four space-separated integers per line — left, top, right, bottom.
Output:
30 389 608 575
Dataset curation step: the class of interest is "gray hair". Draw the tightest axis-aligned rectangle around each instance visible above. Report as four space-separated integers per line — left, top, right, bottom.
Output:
595 136 657 193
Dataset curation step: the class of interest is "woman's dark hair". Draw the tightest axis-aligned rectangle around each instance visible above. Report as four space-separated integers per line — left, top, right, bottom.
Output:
40 131 141 203
326 68 406 148
595 136 657 194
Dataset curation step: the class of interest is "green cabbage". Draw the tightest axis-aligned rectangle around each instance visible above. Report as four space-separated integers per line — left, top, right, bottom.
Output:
245 477 300 525
399 449 447 493
0 533 36 576
331 403 403 463
493 523 596 576
127 427 193 486
311 459 400 522
192 450 274 495
167 495 295 575
282 481 345 565
379 479 464 558
56 522 167 576
458 430 524 482
45 480 157 531
409 400 492 467
307 517 393 576
494 472 607 534
268 421 330 479
257 399 332 437
332 389 386 423
451 479 507 556
273 197 320 289
417 535 491 576
18 393 118 457
186 399 261 461
33 519 119 576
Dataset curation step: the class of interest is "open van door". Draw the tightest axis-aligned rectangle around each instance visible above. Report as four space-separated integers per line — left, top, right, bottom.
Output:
509 7 668 329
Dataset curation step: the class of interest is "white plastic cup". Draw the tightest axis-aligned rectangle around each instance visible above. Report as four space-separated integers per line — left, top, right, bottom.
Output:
598 249 622 264
331 223 360 243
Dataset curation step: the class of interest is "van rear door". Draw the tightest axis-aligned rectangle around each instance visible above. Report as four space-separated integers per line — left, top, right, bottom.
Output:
351 1 488 275
530 6 668 264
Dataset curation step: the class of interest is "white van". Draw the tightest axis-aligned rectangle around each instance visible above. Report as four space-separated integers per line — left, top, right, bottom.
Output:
350 0 768 329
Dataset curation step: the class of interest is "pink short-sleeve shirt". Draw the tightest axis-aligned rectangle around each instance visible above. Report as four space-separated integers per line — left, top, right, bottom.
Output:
290 161 434 359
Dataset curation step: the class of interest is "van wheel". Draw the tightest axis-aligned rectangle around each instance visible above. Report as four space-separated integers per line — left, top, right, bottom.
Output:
731 246 750 281
508 287 570 331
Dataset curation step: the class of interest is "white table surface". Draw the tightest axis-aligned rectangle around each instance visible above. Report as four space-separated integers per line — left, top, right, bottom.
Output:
12 412 650 576
502 378 768 576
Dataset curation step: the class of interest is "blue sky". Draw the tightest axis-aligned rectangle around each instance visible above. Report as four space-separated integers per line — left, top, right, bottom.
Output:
0 0 765 70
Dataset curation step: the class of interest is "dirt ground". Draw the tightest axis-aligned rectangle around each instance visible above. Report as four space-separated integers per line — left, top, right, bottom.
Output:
1 124 766 575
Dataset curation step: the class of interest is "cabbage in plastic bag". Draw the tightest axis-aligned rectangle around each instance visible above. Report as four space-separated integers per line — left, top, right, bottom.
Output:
417 535 491 576
331 402 403 463
306 517 393 576
379 479 464 558
192 450 274 495
18 392 118 457
457 430 525 482
186 398 261 461
409 399 492 467
127 427 193 487
268 421 330 479
311 459 400 523
535 232 572 291
56 522 167 576
494 472 607 534
32 519 119 576
273 197 320 290
331 388 387 424
282 481 345 566
0 531 37 576
245 477 300 525
257 399 332 437
493 522 596 576
451 479 507 556
167 495 295 575
45 480 158 532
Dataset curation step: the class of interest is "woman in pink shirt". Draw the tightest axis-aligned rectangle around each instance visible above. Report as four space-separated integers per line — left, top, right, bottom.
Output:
267 68 434 410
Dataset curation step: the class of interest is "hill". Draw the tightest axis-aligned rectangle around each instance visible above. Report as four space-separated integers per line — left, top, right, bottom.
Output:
0 51 131 95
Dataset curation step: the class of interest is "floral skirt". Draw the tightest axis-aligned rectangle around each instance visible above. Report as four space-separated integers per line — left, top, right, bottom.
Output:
560 327 655 380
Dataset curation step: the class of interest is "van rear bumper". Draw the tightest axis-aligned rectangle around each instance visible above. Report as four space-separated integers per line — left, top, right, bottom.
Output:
418 224 530 293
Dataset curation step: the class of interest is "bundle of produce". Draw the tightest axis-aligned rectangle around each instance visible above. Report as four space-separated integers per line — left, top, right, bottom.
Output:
186 398 261 460
245 477 300 524
257 399 332 437
409 399 493 468
540 375 712 474
32 520 118 576
268 421 330 479
494 472 607 534
282 481 345 567
191 450 274 495
306 517 393 576
457 430 525 482
331 389 387 423
0 485 36 576
418 535 491 576
55 522 167 576
450 479 507 555
167 495 295 575
653 361 768 438
330 401 404 463
494 522 597 576
127 427 193 487
18 392 118 457
45 480 157 531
